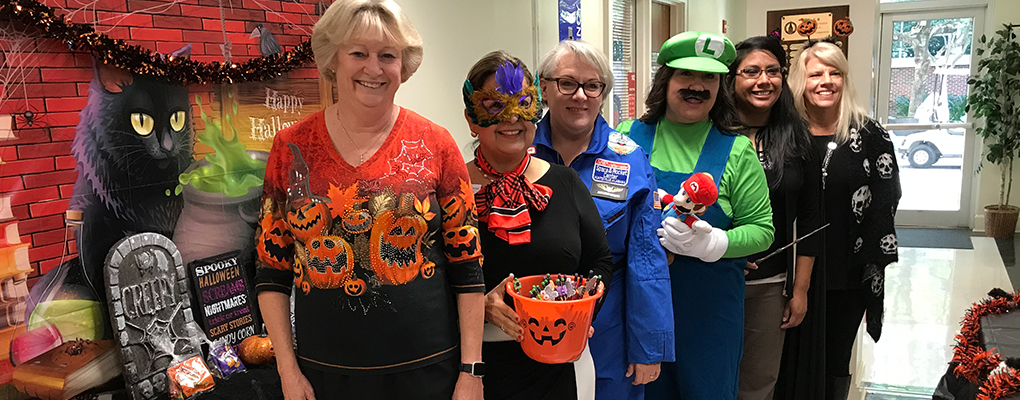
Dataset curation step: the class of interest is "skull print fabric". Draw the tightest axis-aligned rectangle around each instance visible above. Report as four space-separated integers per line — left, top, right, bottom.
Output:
253 109 485 374
812 118 901 342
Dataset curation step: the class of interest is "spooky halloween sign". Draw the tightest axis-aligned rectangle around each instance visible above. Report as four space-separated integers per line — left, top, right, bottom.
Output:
105 233 200 400
188 251 259 346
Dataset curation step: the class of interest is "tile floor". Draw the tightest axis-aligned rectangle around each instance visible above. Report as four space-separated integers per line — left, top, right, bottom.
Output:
849 237 1012 399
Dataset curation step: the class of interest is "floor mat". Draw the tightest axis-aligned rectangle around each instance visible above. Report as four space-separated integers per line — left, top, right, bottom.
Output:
897 228 973 249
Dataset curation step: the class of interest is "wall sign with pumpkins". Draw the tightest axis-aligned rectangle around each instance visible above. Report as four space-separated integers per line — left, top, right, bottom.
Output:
767 5 852 67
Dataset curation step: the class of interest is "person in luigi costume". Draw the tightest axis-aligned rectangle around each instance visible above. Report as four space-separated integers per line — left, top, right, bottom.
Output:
620 31 774 399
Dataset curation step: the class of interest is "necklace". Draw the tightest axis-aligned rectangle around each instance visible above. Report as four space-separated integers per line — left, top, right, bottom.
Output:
334 107 386 166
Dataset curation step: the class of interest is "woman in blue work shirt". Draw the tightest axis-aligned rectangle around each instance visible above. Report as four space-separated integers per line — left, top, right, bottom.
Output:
533 40 674 400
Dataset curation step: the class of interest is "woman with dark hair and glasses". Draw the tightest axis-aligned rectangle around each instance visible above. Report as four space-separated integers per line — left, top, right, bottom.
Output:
532 40 673 400
723 35 823 400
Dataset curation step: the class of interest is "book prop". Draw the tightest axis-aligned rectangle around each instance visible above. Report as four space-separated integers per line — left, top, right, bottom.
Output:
104 233 201 400
505 274 604 364
187 251 259 346
12 339 121 400
660 172 719 229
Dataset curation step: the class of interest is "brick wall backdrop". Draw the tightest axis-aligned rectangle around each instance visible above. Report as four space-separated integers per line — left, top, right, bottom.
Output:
0 0 322 286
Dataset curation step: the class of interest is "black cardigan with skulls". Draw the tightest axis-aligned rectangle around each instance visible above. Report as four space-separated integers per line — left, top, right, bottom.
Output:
811 118 901 341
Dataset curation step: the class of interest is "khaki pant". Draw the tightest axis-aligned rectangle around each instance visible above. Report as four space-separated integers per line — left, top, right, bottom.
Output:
738 281 787 400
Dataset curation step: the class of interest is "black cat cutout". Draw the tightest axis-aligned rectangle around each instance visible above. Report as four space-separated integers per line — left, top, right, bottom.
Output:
69 57 195 301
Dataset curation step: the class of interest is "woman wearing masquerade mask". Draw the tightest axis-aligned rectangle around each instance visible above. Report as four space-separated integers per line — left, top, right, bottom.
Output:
622 32 774 400
789 41 900 400
722 35 823 400
255 1 484 399
463 51 615 400
531 40 673 400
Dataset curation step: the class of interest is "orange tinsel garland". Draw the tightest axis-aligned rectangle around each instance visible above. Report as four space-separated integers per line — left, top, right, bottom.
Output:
978 367 1020 400
951 290 1020 399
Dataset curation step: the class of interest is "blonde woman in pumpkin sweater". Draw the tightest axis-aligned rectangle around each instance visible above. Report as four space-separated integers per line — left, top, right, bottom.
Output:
254 1 484 399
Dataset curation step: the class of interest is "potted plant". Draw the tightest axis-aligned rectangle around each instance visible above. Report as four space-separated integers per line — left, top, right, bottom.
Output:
969 24 1020 238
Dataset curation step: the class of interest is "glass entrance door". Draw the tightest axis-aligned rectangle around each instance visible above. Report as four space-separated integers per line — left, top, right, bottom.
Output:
876 8 984 227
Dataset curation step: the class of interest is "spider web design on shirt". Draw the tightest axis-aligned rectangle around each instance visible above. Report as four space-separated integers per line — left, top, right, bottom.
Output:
384 140 435 185
125 303 194 371
331 289 396 315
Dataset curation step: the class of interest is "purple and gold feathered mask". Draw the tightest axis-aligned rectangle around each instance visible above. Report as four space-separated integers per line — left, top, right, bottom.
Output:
463 61 543 127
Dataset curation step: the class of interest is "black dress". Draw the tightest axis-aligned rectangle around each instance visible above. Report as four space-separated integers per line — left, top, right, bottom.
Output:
755 146 826 400
479 164 615 400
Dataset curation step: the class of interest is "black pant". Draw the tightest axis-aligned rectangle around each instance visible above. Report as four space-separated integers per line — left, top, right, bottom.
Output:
825 289 867 377
302 356 458 399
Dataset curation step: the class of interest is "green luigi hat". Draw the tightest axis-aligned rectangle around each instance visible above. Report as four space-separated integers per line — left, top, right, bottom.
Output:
657 31 736 74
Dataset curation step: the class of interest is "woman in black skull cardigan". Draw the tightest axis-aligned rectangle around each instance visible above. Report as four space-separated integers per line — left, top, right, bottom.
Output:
789 41 902 400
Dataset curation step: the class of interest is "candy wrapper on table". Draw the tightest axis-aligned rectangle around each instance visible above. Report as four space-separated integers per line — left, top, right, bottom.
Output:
149 333 215 400
207 339 245 379
168 355 216 400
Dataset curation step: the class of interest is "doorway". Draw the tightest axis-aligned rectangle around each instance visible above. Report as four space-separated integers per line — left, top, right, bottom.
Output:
876 7 985 228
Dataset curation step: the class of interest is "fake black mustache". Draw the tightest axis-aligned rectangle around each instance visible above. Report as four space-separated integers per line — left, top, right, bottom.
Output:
677 89 711 101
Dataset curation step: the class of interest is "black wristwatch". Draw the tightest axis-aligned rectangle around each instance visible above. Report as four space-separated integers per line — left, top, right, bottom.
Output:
459 362 486 377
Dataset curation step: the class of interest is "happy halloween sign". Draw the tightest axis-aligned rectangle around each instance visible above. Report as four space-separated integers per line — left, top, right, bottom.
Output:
188 251 259 345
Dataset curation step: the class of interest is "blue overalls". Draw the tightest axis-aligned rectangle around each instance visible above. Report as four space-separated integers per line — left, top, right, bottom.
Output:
533 115 674 400
627 119 746 400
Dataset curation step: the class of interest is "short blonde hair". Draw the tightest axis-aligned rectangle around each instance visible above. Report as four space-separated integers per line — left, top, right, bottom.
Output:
537 40 615 101
311 0 423 83
789 42 867 144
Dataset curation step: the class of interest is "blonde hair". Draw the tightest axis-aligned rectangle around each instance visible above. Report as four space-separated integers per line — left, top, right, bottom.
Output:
537 40 615 101
311 0 423 84
789 42 867 144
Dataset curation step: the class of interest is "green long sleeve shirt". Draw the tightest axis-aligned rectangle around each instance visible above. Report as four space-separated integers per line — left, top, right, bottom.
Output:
645 119 774 259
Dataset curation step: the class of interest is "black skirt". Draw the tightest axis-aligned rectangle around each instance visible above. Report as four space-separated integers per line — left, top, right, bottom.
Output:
483 341 577 400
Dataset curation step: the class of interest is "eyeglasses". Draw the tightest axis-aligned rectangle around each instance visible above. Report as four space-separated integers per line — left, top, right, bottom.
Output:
737 66 782 79
545 77 607 98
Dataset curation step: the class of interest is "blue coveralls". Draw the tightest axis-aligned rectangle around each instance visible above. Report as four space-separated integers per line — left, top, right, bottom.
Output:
627 120 746 400
533 115 674 400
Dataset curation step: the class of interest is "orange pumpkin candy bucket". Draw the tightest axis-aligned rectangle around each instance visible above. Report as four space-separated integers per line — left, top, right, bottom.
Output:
505 275 604 364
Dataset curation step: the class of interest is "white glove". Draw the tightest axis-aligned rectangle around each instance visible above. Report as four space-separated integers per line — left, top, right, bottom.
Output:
657 217 729 263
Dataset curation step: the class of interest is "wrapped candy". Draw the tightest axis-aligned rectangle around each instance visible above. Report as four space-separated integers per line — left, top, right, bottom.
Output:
208 342 245 379
167 356 216 399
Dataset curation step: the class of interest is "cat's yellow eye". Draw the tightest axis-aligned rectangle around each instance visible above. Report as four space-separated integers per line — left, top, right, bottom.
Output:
170 111 187 132
130 113 154 136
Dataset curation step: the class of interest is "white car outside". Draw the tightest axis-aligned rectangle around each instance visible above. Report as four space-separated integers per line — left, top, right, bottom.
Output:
895 128 965 168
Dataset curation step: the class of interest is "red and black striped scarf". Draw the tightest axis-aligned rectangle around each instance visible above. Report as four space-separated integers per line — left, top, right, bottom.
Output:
474 149 552 245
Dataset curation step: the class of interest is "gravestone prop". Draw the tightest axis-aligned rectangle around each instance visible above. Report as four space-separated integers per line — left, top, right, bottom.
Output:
105 233 200 400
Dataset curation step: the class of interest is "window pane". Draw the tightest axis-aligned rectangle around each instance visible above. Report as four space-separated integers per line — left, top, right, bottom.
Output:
609 0 636 128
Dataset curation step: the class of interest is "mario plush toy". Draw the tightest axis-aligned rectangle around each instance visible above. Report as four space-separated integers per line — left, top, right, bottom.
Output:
660 172 719 229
